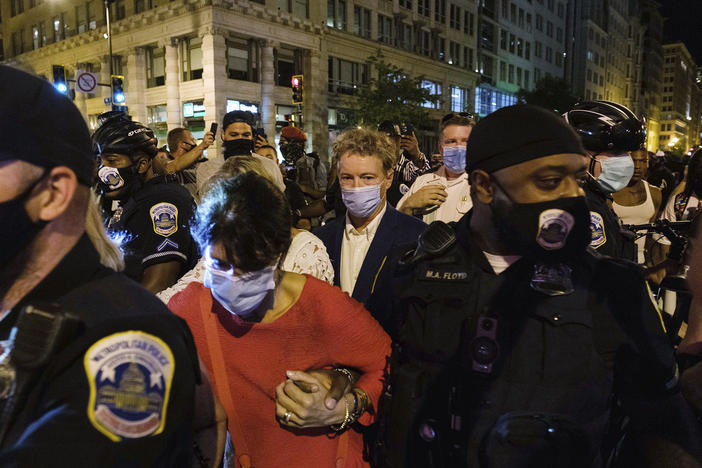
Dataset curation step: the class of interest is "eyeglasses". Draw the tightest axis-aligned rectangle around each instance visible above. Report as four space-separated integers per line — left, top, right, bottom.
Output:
441 112 474 124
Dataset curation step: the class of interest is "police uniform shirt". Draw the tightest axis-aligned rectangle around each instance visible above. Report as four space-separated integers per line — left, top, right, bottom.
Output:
0 234 199 466
383 213 694 468
585 182 636 261
110 176 198 282
396 167 472 224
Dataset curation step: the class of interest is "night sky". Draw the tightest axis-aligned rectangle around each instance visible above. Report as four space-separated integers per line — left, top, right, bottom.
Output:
660 0 702 65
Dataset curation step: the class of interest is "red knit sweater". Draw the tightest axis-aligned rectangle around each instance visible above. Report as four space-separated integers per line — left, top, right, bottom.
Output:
168 275 391 468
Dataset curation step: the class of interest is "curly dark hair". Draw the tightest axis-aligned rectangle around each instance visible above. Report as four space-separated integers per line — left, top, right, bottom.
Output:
191 172 292 272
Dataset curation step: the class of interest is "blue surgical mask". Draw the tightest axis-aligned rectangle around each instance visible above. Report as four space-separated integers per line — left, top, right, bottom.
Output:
596 154 634 193
442 145 466 174
204 262 276 317
341 184 382 218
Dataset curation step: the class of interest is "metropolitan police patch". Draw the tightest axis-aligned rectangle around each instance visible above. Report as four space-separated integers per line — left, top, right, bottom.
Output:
589 211 606 249
84 331 175 442
150 203 178 237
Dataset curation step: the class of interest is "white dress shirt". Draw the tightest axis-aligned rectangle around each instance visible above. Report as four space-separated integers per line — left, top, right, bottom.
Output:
397 166 472 224
340 204 387 294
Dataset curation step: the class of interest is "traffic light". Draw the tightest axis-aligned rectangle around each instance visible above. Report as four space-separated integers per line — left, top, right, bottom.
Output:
111 75 125 104
291 74 303 104
52 65 67 94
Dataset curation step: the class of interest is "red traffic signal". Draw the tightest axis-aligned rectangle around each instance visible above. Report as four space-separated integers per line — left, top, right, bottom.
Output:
291 74 303 104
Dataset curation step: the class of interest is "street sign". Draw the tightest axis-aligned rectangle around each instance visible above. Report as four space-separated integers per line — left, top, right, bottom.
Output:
76 71 99 93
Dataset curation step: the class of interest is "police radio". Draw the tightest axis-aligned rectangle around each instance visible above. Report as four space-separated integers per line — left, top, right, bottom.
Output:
0 303 82 444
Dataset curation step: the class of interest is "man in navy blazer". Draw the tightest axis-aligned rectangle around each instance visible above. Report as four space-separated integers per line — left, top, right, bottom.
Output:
315 128 426 334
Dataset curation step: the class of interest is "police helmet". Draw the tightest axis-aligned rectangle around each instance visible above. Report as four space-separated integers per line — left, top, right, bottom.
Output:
91 113 158 159
563 101 646 153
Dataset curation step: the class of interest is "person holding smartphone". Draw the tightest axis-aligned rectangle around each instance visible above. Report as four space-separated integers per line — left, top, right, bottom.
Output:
158 126 215 196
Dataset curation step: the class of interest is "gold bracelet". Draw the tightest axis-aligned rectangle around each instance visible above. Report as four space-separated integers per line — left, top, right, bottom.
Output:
334 367 354 389
330 392 352 432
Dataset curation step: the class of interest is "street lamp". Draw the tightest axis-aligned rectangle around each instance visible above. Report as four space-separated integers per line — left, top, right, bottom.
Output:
104 0 116 109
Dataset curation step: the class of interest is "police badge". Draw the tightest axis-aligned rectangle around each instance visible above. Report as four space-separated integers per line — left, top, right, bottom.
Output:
84 331 174 441
150 203 178 237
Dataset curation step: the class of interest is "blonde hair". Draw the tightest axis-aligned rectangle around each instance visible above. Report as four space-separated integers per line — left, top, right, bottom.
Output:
202 155 276 196
86 192 124 271
332 127 397 173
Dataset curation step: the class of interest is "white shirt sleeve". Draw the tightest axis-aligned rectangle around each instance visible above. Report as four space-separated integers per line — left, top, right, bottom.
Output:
282 231 335 284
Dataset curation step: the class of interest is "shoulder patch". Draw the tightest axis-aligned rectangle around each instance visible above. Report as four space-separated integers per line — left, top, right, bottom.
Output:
84 331 175 442
150 202 178 237
589 211 607 249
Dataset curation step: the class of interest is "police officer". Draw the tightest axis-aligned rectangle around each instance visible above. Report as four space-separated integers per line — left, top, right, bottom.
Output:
93 113 198 293
378 105 701 468
564 101 646 261
0 65 200 465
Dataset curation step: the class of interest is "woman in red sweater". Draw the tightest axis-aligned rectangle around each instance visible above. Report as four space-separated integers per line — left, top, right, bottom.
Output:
168 172 391 468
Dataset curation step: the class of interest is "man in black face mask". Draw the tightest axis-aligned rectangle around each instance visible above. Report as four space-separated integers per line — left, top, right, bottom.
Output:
0 65 201 466
376 105 701 468
218 110 286 192
93 113 198 293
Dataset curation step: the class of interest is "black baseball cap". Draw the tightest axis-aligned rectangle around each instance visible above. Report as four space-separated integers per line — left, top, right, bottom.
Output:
0 65 95 185
222 111 255 132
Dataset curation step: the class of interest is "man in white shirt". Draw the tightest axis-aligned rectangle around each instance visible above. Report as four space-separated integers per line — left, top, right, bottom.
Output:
314 128 426 333
397 113 475 223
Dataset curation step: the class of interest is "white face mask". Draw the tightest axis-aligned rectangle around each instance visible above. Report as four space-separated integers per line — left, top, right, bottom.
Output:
596 154 634 193
341 184 382 218
203 252 276 316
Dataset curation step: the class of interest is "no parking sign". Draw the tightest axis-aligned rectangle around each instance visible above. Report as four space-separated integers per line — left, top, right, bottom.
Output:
76 71 98 93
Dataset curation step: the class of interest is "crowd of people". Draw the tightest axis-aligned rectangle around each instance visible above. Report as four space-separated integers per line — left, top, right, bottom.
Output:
2 63 702 468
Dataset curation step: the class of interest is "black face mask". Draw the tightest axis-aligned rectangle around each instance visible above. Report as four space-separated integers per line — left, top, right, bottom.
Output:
0 173 48 268
491 183 591 260
280 142 305 163
223 139 255 159
96 164 140 199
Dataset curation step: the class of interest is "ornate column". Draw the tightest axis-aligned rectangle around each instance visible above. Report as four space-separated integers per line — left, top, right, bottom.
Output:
126 47 147 124
259 39 277 143
197 27 228 189
302 46 329 163
163 37 182 132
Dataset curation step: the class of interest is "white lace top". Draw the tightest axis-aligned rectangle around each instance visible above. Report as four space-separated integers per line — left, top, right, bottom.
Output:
157 230 334 304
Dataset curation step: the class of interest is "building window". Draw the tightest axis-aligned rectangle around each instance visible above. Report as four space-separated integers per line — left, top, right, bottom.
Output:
418 0 429 17
451 86 470 112
524 70 529 89
353 6 371 39
465 47 474 71
421 80 442 109
535 14 542 32
500 30 507 50
501 0 507 18
11 0 24 17
40 22 48 46
517 37 523 57
227 38 259 82
134 0 152 14
509 33 515 54
555 51 563 67
546 21 553 38
328 56 368 95
32 25 39 49
327 0 346 30
435 0 446 24
556 27 563 43
545 46 553 63
146 46 166 87
518 8 524 28
508 64 514 83
53 16 63 42
450 5 461 30
464 11 474 36
557 1 564 17
400 23 413 51
547 0 554 11
112 0 125 20
525 41 530 59
500 61 506 81
535 41 542 58
378 14 393 44
279 0 308 18
510 3 516 23
275 47 298 86
517 67 522 87
76 4 87 33
12 30 24 55
399 0 412 8
87 0 98 29
181 37 203 81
